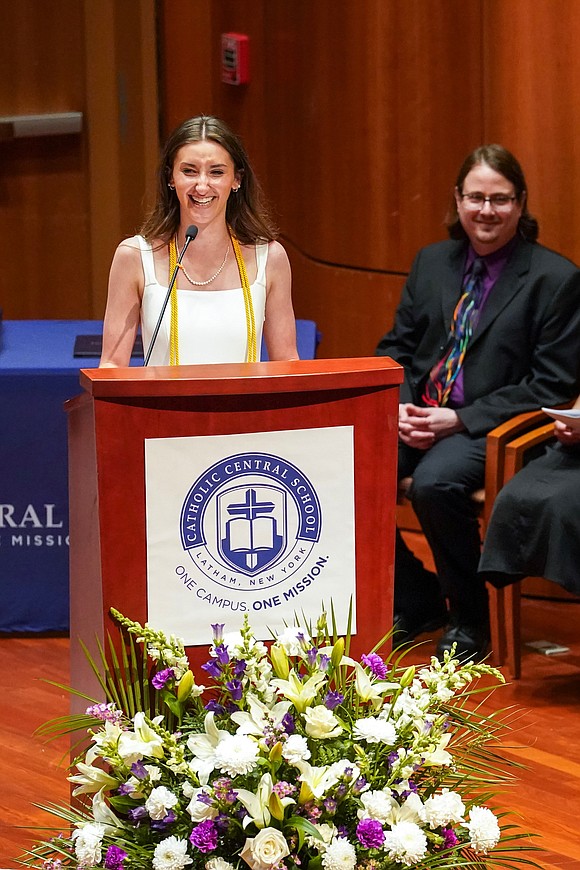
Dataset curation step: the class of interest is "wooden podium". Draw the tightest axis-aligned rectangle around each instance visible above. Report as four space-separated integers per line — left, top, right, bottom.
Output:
67 357 403 696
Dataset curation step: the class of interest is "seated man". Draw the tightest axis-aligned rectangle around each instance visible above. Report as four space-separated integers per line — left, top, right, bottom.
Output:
479 397 580 596
376 144 580 660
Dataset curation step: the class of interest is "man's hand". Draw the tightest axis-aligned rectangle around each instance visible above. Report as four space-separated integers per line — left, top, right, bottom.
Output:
398 403 466 449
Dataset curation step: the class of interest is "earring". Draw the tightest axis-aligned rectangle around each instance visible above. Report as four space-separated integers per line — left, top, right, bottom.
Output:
168 183 175 190
232 186 240 193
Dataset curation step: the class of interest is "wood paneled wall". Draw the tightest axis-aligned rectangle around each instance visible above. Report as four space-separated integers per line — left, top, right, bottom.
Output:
160 0 580 358
4 1 580 357
0 0 158 320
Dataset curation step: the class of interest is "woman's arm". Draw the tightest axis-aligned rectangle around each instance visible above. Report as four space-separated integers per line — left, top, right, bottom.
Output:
99 240 143 368
262 241 299 361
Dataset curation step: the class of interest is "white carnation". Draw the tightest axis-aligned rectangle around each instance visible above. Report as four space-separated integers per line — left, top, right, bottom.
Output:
353 716 396 744
424 789 465 828
71 822 106 867
145 785 179 820
214 733 259 776
153 836 193 870
306 823 337 852
383 820 428 866
282 733 311 764
321 837 357 870
465 805 501 854
358 789 397 823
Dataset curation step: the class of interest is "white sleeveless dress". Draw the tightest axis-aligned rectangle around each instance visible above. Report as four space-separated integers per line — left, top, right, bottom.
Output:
136 235 268 366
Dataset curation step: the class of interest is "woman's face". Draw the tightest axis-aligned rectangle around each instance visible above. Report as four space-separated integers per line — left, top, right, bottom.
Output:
170 139 240 228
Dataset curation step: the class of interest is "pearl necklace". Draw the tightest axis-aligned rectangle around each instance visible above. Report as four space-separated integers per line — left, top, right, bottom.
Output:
177 238 229 286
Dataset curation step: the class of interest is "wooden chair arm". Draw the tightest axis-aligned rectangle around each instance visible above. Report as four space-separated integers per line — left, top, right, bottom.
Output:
484 411 549 524
504 422 555 480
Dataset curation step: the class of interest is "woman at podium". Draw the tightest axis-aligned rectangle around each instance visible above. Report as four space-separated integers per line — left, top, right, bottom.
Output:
100 115 298 367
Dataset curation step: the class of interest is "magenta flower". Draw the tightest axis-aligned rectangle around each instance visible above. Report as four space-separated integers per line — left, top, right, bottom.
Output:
442 827 460 849
361 652 387 679
190 819 218 853
104 845 127 869
357 818 385 849
152 667 174 689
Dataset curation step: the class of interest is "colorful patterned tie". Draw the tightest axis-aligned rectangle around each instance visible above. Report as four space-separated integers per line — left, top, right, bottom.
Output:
422 257 485 407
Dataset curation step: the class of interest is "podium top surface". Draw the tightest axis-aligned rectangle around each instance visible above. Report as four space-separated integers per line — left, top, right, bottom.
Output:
80 357 403 399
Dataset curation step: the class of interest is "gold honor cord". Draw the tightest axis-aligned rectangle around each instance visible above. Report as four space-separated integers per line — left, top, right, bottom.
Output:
168 228 257 366
168 238 179 366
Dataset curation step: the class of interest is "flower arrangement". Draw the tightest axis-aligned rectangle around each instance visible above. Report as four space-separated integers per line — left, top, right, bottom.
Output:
24 607 539 870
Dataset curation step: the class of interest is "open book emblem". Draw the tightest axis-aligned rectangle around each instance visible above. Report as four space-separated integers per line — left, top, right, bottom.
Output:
217 484 287 575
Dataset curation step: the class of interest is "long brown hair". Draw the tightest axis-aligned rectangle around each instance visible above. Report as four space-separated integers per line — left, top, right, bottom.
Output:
446 144 539 243
140 115 278 244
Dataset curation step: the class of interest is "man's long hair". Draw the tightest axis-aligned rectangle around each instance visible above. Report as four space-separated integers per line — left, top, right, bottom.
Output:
446 144 539 242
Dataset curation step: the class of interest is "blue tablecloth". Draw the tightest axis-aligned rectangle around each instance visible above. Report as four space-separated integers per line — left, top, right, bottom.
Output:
0 320 105 632
0 319 319 633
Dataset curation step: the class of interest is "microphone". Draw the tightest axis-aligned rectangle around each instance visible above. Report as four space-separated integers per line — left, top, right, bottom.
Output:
143 225 198 366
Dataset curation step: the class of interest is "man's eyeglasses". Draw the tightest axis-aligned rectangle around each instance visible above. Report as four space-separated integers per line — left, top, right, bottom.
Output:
460 193 517 211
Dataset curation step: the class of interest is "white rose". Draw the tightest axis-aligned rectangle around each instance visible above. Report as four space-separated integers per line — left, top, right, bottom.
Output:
303 705 343 739
241 827 290 870
186 787 218 822
206 860 235 870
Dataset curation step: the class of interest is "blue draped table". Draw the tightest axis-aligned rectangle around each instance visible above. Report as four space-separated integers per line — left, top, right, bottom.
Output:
0 319 319 632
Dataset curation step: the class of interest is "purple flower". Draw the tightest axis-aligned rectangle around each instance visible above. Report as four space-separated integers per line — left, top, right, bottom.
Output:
442 827 459 849
281 712 295 734
357 818 385 849
190 819 219 853
306 647 318 666
201 659 223 679
211 623 225 643
214 643 230 665
131 760 148 780
128 806 148 824
205 700 226 714
152 667 175 690
324 690 344 710
353 776 367 794
214 812 231 832
361 652 387 679
85 702 123 725
234 659 247 677
104 846 127 870
323 797 338 815
117 782 134 796
151 810 176 831
226 678 243 699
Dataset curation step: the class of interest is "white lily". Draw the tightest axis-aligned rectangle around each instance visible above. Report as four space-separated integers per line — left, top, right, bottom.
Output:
187 712 231 785
423 732 453 766
68 761 119 796
236 772 294 829
353 662 399 704
92 788 127 832
270 669 327 713
295 760 339 801
117 712 165 764
230 692 292 737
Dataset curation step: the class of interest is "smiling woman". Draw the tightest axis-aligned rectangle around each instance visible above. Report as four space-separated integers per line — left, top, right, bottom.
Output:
100 115 298 368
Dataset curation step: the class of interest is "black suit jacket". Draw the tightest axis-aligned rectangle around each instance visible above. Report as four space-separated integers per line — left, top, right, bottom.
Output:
376 237 580 437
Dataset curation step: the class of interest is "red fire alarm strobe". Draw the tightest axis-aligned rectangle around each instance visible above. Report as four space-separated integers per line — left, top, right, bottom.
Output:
221 32 250 85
